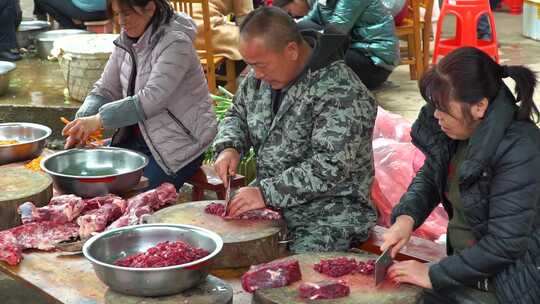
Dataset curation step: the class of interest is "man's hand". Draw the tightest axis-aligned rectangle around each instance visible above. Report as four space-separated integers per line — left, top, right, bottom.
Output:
380 215 414 258
214 148 241 188
227 187 266 217
387 260 433 289
62 114 102 149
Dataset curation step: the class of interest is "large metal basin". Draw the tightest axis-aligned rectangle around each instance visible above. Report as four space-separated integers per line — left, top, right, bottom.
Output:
0 122 51 165
0 61 16 96
16 20 50 48
36 29 91 60
40 147 148 198
83 224 223 297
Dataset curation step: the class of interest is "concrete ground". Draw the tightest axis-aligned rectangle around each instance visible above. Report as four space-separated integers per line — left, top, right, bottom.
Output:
2 0 540 303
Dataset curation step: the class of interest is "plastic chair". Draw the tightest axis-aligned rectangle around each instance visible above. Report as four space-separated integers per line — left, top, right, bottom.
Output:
432 0 499 63
500 0 523 14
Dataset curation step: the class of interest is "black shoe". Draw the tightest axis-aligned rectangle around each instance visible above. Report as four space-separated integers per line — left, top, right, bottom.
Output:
0 50 22 62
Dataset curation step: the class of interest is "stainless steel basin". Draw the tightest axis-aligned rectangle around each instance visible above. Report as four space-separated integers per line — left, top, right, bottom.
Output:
40 147 148 198
83 224 224 296
0 61 16 96
16 20 50 48
0 122 51 165
36 29 91 60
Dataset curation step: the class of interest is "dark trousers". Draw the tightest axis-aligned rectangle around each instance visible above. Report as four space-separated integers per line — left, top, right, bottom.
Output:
34 0 107 29
0 0 22 51
477 0 502 39
113 131 204 191
296 19 391 90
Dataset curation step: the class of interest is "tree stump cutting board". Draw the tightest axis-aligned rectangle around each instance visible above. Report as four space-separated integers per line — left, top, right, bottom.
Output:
148 200 285 269
0 167 53 230
253 251 422 304
104 275 233 304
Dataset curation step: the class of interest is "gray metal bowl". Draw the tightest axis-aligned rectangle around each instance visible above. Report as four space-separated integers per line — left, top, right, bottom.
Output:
83 224 224 297
0 122 51 165
36 29 91 60
40 147 148 198
16 20 50 48
0 61 16 96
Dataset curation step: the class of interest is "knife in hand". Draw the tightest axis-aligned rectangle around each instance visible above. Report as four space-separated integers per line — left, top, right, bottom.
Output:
375 247 393 287
223 174 232 216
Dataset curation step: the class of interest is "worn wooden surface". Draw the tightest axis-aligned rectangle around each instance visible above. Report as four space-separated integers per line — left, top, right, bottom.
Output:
105 275 233 304
0 251 254 304
0 166 53 230
253 252 422 304
148 200 285 269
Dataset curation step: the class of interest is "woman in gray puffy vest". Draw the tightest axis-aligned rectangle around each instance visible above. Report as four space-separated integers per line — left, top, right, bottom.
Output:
62 0 217 190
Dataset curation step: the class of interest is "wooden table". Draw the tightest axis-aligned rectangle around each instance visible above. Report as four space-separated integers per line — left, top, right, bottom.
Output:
0 251 253 304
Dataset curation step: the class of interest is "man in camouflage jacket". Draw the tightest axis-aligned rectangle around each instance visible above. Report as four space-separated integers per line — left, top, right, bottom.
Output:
213 7 377 253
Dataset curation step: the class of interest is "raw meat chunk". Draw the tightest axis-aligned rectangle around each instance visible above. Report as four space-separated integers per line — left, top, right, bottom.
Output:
108 183 177 229
241 259 302 293
298 281 350 300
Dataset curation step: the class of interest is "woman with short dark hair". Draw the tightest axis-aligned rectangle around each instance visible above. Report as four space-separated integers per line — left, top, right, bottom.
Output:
62 0 217 190
381 46 540 303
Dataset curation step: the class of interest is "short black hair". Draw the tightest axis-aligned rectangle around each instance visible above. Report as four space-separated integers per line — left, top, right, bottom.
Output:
239 6 303 52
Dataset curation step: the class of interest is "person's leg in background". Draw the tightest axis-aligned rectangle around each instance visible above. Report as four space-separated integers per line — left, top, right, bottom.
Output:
477 0 502 40
143 154 204 191
33 0 106 29
0 0 22 61
345 49 392 90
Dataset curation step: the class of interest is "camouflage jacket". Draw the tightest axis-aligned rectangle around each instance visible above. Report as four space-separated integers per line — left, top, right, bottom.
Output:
214 49 377 252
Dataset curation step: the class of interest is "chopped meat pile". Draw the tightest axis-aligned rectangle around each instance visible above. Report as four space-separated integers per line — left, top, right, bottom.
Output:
204 202 282 220
0 222 79 265
299 281 350 300
314 257 376 277
241 259 302 293
114 241 209 268
205 202 226 216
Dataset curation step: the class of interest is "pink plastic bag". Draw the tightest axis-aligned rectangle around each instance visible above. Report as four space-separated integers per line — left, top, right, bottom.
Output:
373 107 412 142
372 109 448 241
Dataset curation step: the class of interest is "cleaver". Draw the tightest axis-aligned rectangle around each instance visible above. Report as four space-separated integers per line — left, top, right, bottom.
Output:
375 247 393 286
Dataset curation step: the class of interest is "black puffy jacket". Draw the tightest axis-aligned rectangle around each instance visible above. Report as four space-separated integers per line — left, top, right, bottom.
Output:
391 85 540 303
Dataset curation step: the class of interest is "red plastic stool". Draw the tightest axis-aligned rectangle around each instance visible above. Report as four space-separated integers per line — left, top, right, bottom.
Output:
187 165 245 201
432 0 499 64
500 0 523 14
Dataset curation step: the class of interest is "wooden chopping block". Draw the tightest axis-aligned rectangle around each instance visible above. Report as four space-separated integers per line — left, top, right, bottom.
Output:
148 200 285 269
0 167 53 230
104 275 233 304
253 251 422 304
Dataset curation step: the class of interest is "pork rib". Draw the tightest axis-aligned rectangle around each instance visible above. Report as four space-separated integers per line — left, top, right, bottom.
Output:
108 183 178 229
18 194 85 224
0 222 79 265
77 196 126 238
